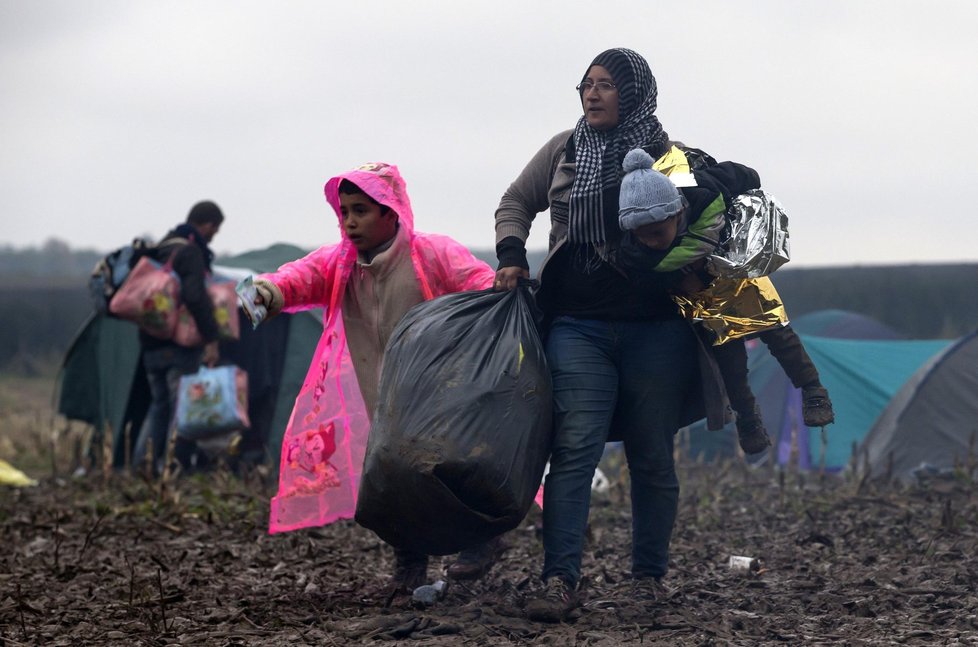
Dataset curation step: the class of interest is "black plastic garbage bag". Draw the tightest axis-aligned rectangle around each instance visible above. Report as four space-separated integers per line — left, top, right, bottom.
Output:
355 284 552 555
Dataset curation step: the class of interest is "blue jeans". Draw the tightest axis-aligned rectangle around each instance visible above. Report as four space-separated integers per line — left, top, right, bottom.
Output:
541 316 696 585
133 345 201 473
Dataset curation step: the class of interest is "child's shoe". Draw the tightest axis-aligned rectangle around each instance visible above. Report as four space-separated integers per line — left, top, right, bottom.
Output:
366 549 429 605
802 385 835 427
390 550 429 593
446 535 506 580
736 407 772 455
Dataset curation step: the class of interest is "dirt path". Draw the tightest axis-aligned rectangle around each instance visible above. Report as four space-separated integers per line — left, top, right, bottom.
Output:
3 461 977 646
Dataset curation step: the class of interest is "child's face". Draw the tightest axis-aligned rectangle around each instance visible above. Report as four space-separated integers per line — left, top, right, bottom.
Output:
340 191 398 251
633 216 679 251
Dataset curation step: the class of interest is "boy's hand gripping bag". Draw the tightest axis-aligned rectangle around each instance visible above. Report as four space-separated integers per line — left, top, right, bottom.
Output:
355 283 553 555
175 365 250 440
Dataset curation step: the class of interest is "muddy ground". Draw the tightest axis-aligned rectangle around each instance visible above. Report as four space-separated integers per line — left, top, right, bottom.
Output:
3 453 978 646
3 373 978 646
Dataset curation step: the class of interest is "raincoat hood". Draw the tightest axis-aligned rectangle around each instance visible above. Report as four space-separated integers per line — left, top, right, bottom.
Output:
324 162 416 238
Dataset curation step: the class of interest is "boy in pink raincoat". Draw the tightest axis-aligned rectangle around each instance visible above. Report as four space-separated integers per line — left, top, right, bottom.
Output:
253 162 498 597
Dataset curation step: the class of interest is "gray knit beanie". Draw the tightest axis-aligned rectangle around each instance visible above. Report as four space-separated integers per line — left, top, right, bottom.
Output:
618 148 682 231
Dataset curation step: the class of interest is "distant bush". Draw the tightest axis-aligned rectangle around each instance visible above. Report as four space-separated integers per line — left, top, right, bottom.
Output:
0 238 102 280
771 264 978 339
0 242 975 375
0 286 92 373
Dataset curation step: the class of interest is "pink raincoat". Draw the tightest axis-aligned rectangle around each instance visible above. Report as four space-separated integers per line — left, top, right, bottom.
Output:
265 162 495 534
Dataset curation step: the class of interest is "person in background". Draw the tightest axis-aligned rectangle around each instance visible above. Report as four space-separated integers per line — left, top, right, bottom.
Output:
253 162 503 602
133 200 223 474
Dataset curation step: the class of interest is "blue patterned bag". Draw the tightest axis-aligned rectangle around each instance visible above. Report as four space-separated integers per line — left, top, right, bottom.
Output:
175 365 250 440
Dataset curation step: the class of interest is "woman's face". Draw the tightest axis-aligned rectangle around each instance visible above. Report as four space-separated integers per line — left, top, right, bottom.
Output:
580 65 620 131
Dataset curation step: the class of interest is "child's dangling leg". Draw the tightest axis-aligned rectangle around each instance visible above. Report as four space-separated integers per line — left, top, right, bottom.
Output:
758 326 835 427
712 338 771 454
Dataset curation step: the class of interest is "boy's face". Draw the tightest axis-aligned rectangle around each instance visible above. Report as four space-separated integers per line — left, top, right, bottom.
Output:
633 215 679 251
340 191 398 252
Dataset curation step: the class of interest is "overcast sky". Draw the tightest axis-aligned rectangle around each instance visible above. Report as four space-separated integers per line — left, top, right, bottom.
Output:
2 1 976 267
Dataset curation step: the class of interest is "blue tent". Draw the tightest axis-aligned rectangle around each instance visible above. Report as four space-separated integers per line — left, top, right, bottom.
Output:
682 310 952 469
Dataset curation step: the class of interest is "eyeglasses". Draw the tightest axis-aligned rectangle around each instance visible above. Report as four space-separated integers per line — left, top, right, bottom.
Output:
576 81 617 95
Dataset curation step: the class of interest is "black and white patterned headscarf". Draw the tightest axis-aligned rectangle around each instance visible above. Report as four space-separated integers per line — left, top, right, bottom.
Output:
568 48 670 245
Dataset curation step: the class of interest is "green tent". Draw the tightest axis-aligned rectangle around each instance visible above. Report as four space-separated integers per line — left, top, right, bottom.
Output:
56 244 320 468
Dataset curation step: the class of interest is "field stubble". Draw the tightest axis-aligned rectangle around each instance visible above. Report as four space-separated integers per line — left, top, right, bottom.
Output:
2 373 978 646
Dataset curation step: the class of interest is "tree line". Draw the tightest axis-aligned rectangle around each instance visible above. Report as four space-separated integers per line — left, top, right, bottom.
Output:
0 241 975 373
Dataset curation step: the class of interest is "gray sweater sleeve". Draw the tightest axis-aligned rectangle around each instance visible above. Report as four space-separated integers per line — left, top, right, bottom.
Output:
494 129 573 245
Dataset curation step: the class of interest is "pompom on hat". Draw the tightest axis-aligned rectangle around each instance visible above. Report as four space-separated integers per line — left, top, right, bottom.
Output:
618 148 682 231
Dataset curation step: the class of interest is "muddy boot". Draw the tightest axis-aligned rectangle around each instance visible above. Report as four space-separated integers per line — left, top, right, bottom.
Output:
525 577 578 623
367 548 428 606
390 548 428 592
736 406 771 455
802 385 835 427
627 576 671 603
446 536 506 580
492 579 527 618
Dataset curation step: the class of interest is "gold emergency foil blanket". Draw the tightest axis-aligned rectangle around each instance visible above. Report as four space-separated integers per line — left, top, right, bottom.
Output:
673 276 788 345
652 146 690 176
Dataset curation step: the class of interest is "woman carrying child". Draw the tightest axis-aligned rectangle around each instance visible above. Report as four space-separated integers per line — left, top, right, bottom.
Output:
492 47 731 622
